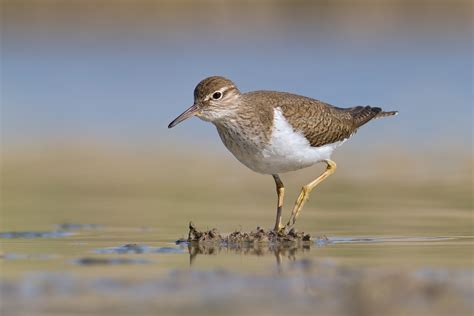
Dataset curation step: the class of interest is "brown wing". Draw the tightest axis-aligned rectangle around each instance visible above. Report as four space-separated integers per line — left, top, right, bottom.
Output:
242 91 396 148
277 94 384 147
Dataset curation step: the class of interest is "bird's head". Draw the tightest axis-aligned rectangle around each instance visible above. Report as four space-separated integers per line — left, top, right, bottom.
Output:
168 76 241 128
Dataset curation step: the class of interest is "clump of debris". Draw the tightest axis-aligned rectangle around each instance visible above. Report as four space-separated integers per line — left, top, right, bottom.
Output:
184 222 312 245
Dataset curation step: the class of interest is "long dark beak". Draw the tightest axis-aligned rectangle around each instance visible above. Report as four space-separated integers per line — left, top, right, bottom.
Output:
168 104 199 128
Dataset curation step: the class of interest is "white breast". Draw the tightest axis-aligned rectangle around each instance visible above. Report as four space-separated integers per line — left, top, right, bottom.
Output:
256 107 345 174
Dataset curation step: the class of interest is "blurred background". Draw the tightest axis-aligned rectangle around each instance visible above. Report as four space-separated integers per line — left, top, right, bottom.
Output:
1 0 472 233
1 1 473 315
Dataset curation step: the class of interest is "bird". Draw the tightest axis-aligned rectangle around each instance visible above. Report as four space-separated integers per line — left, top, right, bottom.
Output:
168 76 397 232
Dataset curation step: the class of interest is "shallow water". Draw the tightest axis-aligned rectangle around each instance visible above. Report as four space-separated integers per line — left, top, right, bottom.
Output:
1 225 471 271
2 168 472 315
1 223 472 316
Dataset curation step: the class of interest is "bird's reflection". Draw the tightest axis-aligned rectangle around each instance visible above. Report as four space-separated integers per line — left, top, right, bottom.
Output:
186 241 313 269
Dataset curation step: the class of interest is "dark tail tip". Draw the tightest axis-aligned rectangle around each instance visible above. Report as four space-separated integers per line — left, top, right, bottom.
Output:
376 110 399 119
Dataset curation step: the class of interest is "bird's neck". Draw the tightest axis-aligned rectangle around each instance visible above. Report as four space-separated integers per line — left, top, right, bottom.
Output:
213 102 273 148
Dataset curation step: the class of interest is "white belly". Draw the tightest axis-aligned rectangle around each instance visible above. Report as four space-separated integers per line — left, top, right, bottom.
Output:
257 108 344 174
217 108 346 175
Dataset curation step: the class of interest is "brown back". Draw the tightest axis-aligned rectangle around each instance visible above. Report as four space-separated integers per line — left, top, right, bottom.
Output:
243 91 396 147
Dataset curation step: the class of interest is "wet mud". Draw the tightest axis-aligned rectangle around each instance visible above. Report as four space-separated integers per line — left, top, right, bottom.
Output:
180 222 333 265
185 222 314 244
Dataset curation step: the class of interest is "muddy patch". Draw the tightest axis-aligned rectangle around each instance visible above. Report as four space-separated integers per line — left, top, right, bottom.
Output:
180 222 329 264
184 222 314 245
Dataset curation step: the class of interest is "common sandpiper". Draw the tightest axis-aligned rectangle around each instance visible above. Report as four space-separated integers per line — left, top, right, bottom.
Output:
168 76 397 232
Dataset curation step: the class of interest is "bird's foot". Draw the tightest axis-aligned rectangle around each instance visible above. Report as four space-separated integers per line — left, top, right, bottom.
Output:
273 223 285 234
283 223 296 235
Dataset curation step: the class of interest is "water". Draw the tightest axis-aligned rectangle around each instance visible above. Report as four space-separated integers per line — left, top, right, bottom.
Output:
1 225 472 315
2 225 471 272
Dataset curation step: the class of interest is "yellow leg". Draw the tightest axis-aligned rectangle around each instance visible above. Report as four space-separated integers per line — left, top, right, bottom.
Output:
285 160 337 231
272 174 285 231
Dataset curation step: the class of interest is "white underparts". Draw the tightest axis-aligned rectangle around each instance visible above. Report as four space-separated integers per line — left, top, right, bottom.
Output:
216 107 346 175
257 107 345 174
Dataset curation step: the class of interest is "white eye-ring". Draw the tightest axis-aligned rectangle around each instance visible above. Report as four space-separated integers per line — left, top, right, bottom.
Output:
211 91 222 100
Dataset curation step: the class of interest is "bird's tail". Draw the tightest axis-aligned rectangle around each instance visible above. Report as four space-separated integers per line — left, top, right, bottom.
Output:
348 106 398 128
374 110 398 119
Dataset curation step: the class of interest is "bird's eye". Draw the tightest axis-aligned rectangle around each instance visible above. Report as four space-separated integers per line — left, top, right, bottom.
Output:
212 92 222 100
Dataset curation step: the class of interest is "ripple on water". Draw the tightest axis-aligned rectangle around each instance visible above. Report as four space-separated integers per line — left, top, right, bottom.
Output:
55 223 103 230
72 257 153 266
0 231 75 239
0 253 59 261
94 244 186 254
327 236 455 244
